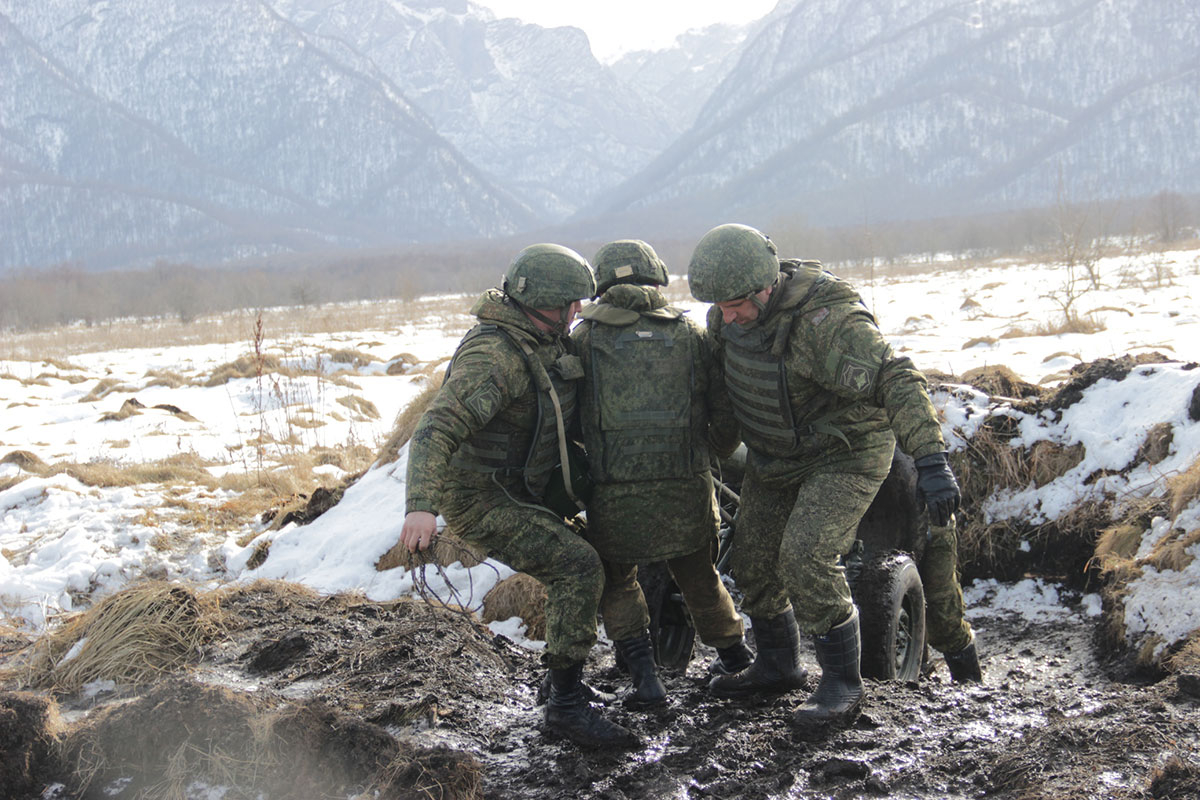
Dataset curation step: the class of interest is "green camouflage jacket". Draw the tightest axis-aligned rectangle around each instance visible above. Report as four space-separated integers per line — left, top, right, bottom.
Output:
707 260 945 472
405 288 580 521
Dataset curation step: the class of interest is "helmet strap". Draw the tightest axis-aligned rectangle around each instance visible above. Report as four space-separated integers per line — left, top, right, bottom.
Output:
508 293 570 338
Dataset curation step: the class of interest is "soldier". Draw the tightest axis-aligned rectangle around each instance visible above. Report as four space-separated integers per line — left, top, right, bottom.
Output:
571 240 752 707
400 243 637 749
687 224 981 730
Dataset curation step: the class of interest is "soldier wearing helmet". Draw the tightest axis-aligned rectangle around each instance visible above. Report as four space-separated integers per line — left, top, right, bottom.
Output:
401 243 637 749
688 224 980 730
571 240 751 708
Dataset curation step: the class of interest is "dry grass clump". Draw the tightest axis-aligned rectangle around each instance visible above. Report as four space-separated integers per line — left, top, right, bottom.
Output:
99 397 144 421
385 353 420 375
336 394 381 420
77 377 131 403
1143 528 1200 573
204 354 285 386
143 369 190 389
49 452 218 489
480 573 547 641
324 348 379 369
1 449 48 473
961 336 996 350
1138 422 1175 466
1000 313 1107 338
959 364 1045 401
376 376 442 466
1168 456 1200 519
1028 440 1086 487
375 531 485 572
14 583 218 693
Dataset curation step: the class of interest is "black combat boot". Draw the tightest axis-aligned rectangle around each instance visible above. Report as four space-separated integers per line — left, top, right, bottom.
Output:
545 662 640 748
708 639 754 676
613 632 668 707
709 610 808 697
943 636 983 683
793 609 863 730
537 672 616 705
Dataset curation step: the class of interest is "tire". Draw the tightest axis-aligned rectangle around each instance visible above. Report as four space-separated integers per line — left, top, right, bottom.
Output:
640 562 696 671
855 552 926 682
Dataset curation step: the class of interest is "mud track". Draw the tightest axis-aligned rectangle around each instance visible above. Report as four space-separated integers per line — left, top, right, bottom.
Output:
8 579 1199 799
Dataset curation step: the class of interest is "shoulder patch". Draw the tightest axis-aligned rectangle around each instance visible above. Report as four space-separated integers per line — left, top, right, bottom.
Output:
805 307 830 326
464 381 503 424
836 355 878 394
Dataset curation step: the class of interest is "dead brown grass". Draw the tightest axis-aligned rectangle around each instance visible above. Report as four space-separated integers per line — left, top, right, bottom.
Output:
336 394 380 420
480 573 547 641
1144 528 1200 573
204 354 285 387
376 376 442 466
375 532 485 572
1168 456 1200 520
77 377 131 403
98 397 144 422
1 450 48 473
13 583 218 693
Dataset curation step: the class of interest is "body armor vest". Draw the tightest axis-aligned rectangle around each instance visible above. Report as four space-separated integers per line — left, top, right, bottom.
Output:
584 311 699 482
722 322 803 459
448 324 578 499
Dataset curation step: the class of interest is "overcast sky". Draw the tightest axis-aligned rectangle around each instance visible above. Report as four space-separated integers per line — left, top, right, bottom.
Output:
474 0 778 62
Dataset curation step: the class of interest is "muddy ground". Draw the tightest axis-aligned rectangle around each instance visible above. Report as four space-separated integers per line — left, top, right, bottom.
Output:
4 578 1198 800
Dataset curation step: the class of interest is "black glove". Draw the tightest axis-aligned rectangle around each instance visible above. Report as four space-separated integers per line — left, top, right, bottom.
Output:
914 452 960 526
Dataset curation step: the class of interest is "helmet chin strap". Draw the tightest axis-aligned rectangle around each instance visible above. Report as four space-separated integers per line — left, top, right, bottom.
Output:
507 293 571 337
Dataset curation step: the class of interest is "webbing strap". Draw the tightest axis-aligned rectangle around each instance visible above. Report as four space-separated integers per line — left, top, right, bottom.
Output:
513 338 585 512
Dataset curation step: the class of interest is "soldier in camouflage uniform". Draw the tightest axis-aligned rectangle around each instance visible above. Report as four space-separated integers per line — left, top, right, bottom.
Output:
687 224 981 730
400 244 638 749
571 240 752 707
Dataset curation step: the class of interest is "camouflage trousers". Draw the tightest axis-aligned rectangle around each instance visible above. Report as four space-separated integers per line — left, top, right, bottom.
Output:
731 457 889 636
920 516 974 654
599 544 745 648
452 501 603 670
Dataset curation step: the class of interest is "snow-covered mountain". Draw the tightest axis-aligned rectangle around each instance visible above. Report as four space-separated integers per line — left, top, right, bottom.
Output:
3 0 1196 271
271 0 679 221
589 0 1200 232
1 0 539 270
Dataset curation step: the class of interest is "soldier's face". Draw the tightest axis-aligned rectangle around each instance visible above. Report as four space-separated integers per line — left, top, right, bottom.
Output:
529 300 583 331
716 288 770 325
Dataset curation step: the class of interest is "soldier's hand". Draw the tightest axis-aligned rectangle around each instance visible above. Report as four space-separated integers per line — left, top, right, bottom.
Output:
401 511 438 552
914 452 960 527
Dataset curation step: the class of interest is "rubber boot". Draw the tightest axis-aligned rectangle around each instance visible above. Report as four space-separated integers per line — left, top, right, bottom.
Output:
793 609 863 730
614 633 668 708
709 610 808 697
943 636 983 683
544 662 640 748
708 639 754 676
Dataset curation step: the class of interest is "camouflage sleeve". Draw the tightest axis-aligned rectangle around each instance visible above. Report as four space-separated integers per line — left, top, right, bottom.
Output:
796 303 946 459
404 334 529 515
693 318 740 459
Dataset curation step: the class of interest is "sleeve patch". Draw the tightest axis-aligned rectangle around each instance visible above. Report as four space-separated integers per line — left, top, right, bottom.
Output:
836 355 878 394
464 382 503 424
805 307 830 326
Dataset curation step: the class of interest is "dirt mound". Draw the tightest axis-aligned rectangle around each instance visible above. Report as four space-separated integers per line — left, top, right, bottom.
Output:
61 676 482 799
0 692 61 798
1043 352 1188 411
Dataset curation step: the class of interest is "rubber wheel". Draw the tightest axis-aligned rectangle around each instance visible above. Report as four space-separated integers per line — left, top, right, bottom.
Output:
640 562 696 672
855 552 926 682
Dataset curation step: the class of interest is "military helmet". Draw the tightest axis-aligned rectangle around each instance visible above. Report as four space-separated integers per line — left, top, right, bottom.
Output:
687 223 780 303
592 239 669 295
503 243 596 309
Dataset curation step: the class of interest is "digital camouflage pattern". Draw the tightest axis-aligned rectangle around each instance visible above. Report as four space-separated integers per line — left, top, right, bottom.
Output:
503 243 595 309
592 239 669 295
730 452 892 633
573 283 739 562
706 260 951 635
920 517 974 654
599 548 744 648
405 287 602 668
687 223 780 303
573 280 744 647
